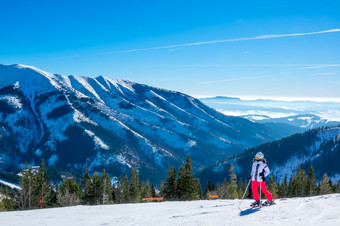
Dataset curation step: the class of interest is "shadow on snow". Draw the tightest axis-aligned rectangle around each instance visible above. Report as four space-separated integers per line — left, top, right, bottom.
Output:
239 207 261 216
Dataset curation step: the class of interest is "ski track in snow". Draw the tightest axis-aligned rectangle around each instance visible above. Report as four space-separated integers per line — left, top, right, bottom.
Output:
1 194 340 226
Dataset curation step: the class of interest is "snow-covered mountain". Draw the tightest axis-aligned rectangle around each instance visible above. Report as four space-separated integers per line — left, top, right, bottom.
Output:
200 96 340 132
0 64 282 183
197 126 340 184
1 194 340 225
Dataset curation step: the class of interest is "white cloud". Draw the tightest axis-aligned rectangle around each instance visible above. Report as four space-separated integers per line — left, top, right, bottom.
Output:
108 29 340 54
311 72 337 76
302 64 340 69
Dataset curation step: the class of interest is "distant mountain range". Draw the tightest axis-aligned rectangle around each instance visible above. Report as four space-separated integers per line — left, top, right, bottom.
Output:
196 126 340 185
200 96 340 133
0 64 288 183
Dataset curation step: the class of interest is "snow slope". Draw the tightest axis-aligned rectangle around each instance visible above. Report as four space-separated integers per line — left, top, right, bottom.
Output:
1 194 340 225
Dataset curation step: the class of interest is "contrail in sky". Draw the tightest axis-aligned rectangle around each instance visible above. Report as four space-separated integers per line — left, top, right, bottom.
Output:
107 29 340 54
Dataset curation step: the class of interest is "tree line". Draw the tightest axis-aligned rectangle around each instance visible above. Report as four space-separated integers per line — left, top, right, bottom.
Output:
205 164 340 200
0 155 201 211
1 155 340 211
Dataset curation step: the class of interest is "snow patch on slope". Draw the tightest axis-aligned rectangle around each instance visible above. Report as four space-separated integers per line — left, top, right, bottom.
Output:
84 129 109 150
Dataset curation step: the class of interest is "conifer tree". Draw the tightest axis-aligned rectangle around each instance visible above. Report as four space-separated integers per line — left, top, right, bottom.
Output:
219 178 228 199
58 177 81 207
319 173 332 195
102 169 112 204
92 173 103 205
177 155 196 200
195 178 203 200
129 167 141 203
289 165 306 197
228 164 239 199
18 163 29 209
238 179 245 199
163 166 177 200
81 166 92 204
335 180 340 193
27 166 33 209
18 164 35 209
33 159 50 208
123 174 130 203
305 165 317 196
0 187 14 211
278 174 288 198
205 181 212 196
287 175 295 197
267 175 278 199
142 180 152 200
151 184 156 197
295 164 307 197
114 175 124 204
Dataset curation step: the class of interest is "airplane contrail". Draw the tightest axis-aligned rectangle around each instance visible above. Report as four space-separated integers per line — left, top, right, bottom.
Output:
107 29 340 54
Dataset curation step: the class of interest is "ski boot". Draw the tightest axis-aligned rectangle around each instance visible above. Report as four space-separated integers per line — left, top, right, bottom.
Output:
250 200 261 207
262 200 275 206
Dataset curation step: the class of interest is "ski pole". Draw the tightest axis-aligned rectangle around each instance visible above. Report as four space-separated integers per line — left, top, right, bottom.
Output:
259 181 262 204
238 179 251 210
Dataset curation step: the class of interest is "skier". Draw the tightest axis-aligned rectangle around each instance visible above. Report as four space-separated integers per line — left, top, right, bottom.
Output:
250 152 274 207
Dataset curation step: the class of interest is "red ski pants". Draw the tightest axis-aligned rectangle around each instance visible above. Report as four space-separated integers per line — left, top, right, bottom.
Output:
252 181 273 201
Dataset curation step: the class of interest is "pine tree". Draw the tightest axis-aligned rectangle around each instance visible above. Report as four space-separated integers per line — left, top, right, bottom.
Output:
151 184 156 198
102 169 112 204
218 178 228 199
205 181 212 197
129 167 141 203
123 174 130 203
238 179 245 199
92 173 103 205
18 163 29 209
226 164 238 199
33 159 51 208
58 177 81 207
295 164 307 197
335 180 340 193
267 175 278 199
27 166 33 209
81 166 92 204
278 174 288 198
0 187 14 211
289 165 306 197
114 175 124 204
195 179 203 200
287 175 294 197
319 173 332 195
177 155 197 200
163 166 177 200
142 180 152 201
305 165 317 196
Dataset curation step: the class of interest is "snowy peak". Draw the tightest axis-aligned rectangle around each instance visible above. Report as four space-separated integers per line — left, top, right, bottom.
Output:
0 64 283 183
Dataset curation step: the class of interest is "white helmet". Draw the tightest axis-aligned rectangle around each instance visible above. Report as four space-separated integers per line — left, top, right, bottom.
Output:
254 152 264 160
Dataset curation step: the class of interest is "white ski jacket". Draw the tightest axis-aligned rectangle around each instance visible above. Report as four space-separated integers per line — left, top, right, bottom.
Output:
251 160 270 182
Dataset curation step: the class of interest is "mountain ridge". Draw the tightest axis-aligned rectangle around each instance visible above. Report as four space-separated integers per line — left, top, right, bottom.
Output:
0 64 287 183
196 126 340 185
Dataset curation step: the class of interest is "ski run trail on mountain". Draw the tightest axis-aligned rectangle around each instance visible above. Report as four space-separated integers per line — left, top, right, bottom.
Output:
1 194 339 226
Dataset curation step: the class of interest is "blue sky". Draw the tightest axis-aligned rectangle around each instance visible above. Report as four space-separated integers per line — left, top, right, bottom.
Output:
1 0 339 100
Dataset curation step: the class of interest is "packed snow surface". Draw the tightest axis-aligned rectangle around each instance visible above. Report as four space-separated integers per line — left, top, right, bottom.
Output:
1 194 340 225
